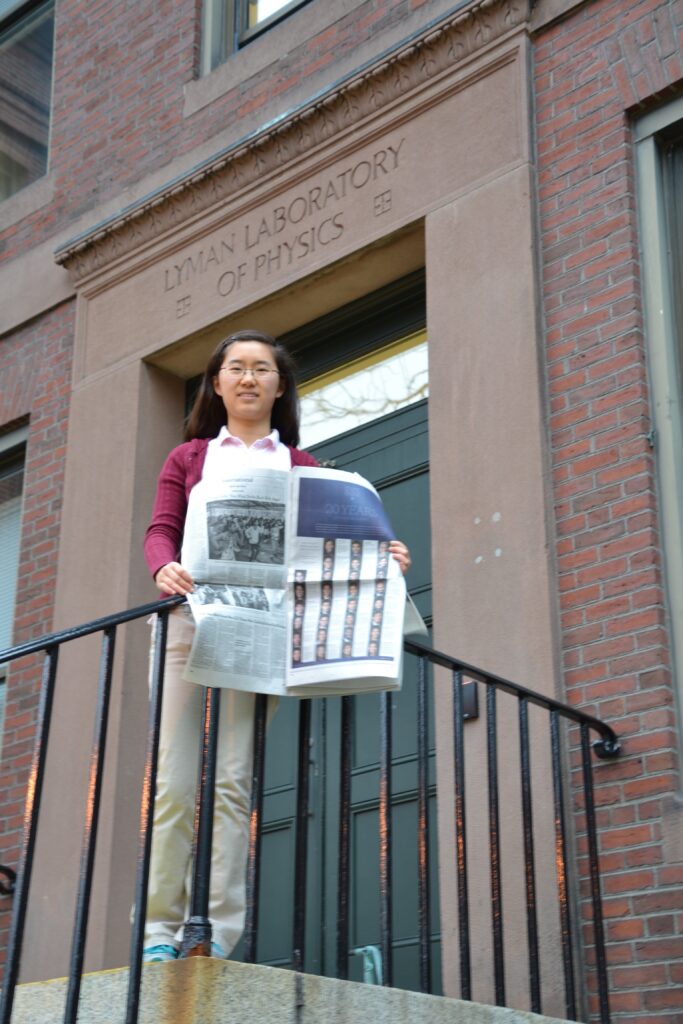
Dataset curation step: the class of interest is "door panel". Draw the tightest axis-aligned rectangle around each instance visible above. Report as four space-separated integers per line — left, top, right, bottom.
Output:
249 398 438 992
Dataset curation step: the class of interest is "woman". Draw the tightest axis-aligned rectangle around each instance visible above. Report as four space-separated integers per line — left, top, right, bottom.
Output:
142 329 411 963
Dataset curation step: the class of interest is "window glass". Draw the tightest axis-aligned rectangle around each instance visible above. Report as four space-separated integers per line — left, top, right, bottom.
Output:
0 678 5 754
662 130 683 395
298 330 428 448
0 0 55 201
0 448 24 651
246 0 293 28
0 435 26 759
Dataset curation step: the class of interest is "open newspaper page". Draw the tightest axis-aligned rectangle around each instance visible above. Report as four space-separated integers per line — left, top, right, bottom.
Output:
177 466 408 696
285 468 405 696
181 469 289 694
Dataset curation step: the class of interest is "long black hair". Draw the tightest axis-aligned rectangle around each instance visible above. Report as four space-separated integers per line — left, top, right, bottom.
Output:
185 330 301 447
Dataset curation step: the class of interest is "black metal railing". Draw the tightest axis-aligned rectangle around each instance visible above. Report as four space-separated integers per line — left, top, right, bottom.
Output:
0 597 620 1024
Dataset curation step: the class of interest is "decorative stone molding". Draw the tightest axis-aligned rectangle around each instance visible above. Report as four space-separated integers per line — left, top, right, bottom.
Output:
55 0 529 279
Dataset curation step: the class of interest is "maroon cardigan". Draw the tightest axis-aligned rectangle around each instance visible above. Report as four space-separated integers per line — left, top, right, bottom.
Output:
144 437 319 582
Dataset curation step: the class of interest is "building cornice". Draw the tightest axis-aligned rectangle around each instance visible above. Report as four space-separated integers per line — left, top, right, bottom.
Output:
55 0 529 278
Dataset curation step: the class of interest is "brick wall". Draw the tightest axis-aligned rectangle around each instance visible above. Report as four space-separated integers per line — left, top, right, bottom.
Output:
0 302 75 966
534 0 683 1019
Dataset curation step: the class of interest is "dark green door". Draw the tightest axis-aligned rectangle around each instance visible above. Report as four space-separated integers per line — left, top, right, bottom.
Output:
247 398 440 993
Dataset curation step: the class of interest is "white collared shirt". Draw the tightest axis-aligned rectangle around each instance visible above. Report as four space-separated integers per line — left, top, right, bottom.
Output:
202 426 292 481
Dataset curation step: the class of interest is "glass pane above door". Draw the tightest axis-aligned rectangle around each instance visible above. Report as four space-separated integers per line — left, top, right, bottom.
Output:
299 330 428 448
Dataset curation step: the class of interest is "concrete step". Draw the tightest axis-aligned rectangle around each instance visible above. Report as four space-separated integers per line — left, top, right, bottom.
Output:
8 957 575 1024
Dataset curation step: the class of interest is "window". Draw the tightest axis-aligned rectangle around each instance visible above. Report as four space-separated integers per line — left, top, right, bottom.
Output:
635 97 683 744
0 0 55 202
298 330 428 448
201 0 310 74
0 429 26 749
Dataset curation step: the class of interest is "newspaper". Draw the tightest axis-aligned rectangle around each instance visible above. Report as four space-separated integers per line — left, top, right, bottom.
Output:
180 467 415 696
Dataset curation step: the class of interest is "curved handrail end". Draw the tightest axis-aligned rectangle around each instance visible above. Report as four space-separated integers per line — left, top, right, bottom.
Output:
592 737 621 760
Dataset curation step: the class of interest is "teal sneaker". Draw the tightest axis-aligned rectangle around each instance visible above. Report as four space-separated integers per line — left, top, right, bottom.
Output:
142 944 178 963
211 941 227 958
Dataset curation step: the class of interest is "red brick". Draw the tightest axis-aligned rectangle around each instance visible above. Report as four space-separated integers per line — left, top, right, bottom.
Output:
659 865 683 885
646 913 676 936
644 988 683 1010
635 936 683 961
611 963 668 988
601 823 654 850
607 917 645 940
625 846 665 869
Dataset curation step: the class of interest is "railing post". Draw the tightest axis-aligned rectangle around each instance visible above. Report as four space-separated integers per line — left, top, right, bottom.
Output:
581 722 611 1024
550 711 577 1020
518 696 541 1013
64 626 117 1024
181 685 221 957
520 696 540 1015
486 685 506 1007
416 656 432 993
0 647 59 1024
127 607 170 1024
336 695 352 980
452 668 471 1000
243 693 268 964
292 698 312 973
378 690 393 987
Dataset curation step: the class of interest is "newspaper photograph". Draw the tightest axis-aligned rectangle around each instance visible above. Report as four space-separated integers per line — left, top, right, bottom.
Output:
179 466 416 696
184 584 287 694
181 468 287 589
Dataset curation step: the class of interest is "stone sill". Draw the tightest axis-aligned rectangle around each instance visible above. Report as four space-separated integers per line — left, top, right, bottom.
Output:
11 956 574 1024
0 173 56 233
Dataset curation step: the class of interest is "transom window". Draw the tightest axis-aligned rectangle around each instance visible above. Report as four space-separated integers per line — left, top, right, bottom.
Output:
201 0 310 74
0 0 55 202
298 329 428 448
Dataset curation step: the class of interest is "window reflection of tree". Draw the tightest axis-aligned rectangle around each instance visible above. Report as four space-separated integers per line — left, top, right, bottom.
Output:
302 351 428 432
306 375 427 427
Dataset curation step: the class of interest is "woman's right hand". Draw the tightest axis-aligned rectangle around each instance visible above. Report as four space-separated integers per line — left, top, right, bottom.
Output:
154 561 194 596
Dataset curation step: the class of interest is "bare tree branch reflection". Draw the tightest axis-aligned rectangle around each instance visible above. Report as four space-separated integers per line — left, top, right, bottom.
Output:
300 345 429 447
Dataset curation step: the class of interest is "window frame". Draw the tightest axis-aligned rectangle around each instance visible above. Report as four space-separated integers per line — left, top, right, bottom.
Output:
635 95 683 760
0 0 44 28
0 0 56 202
0 425 27 650
0 425 28 755
200 0 313 76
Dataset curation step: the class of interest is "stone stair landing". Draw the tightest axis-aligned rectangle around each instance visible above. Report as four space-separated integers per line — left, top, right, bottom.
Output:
8 957 576 1024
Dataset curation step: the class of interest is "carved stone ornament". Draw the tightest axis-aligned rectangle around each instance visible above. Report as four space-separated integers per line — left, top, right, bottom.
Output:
55 0 529 279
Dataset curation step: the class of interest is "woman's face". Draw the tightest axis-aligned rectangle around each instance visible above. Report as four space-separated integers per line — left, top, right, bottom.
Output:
213 340 284 430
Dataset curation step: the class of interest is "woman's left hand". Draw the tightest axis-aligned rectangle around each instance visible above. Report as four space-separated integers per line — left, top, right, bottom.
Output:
389 540 411 575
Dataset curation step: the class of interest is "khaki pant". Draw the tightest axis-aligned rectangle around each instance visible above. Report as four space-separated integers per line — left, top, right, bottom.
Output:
145 607 257 954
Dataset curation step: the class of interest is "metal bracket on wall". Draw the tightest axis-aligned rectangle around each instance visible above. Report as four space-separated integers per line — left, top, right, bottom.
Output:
0 866 16 898
463 678 479 720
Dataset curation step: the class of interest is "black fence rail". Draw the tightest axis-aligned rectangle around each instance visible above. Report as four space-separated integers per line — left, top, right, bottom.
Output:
0 597 620 1024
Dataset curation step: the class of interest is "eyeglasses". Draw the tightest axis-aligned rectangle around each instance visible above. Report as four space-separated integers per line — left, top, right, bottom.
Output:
219 366 280 380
